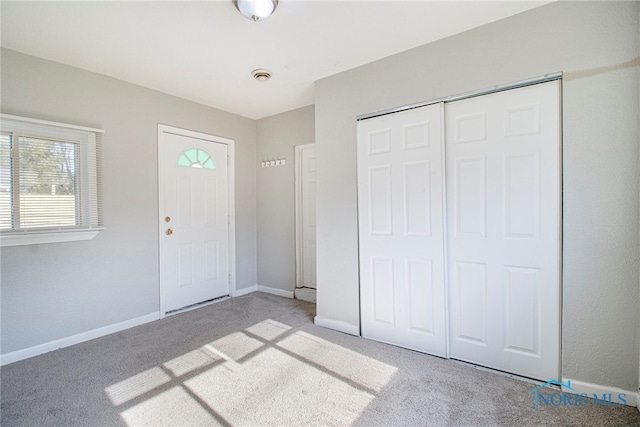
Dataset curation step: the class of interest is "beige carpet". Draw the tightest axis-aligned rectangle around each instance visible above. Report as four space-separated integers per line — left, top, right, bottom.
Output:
1 292 639 426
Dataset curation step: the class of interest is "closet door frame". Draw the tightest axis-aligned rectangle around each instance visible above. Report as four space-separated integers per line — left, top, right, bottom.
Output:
356 74 562 381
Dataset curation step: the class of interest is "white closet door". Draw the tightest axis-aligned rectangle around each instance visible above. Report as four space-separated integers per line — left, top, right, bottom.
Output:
445 81 561 381
358 103 447 357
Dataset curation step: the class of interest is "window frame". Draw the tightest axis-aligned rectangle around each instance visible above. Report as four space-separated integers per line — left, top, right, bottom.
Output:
0 114 105 247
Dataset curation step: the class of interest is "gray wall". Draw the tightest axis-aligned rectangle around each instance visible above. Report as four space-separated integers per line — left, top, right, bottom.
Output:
0 49 257 354
256 105 315 293
315 1 639 392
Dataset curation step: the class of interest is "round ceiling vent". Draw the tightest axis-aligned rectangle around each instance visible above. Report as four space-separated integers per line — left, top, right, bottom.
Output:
252 69 272 82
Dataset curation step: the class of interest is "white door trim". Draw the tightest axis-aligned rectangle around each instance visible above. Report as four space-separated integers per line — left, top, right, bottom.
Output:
294 143 314 289
157 124 236 318
438 101 451 359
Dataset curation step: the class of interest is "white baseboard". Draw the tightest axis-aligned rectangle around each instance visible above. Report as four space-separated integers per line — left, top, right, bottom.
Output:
0 312 160 366
314 315 360 336
257 285 294 299
233 284 257 297
561 377 639 408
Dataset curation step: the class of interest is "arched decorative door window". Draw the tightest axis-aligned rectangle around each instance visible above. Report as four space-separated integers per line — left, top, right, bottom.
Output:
177 147 216 169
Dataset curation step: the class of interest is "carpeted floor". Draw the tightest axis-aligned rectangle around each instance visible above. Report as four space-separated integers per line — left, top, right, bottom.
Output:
1 292 639 426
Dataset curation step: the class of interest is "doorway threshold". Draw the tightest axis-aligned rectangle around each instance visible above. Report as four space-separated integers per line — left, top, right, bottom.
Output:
294 287 316 303
165 295 230 317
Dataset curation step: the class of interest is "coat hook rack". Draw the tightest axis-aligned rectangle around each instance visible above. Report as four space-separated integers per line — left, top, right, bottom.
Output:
261 157 286 168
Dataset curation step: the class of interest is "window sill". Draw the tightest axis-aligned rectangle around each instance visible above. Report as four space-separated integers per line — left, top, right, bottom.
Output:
0 227 106 247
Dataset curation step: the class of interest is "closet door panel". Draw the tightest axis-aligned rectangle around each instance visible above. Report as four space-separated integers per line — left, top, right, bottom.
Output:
446 81 561 381
357 103 447 357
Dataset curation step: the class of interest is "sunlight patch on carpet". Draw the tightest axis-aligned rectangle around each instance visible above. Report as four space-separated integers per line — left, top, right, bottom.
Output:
105 367 172 406
207 331 264 361
184 347 376 425
120 386 223 426
277 330 398 393
163 348 221 377
245 319 291 341
106 319 398 426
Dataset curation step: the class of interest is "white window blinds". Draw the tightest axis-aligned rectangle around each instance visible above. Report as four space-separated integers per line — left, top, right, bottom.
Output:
0 114 104 246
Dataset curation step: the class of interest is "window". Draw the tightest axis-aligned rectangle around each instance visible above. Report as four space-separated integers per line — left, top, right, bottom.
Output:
0 114 104 247
178 147 216 169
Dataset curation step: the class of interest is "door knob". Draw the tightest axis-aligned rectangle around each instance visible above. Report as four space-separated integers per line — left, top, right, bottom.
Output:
165 228 173 236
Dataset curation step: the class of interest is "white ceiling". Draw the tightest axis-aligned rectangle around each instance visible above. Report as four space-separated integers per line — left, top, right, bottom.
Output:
1 1 549 120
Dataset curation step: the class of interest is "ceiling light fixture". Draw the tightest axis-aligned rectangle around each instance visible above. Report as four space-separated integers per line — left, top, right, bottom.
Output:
252 69 272 82
233 0 279 22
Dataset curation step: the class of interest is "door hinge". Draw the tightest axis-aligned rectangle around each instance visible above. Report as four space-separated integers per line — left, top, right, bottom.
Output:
228 274 231 284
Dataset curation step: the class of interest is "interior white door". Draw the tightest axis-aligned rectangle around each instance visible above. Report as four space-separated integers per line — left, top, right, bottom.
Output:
297 144 317 289
357 103 447 357
445 81 561 381
159 129 230 313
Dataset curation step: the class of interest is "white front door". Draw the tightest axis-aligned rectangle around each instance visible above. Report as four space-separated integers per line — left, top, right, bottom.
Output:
296 144 317 290
445 81 561 380
158 126 231 314
357 103 447 357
